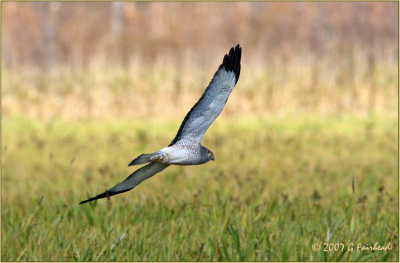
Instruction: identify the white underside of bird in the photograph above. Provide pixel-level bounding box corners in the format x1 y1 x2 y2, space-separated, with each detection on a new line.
131 139 212 166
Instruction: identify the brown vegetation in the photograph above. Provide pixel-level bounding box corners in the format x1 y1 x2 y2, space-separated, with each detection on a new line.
2 2 398 119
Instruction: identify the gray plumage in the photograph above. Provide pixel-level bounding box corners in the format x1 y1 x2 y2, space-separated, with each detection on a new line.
80 45 241 205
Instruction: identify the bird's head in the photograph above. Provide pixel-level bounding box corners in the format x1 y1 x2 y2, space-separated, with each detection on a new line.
208 150 215 162
200 146 215 163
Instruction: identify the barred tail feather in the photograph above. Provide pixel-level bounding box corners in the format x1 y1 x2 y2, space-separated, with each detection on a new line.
128 153 153 166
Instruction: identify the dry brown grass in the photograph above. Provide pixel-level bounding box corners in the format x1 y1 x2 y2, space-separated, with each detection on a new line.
2 54 397 121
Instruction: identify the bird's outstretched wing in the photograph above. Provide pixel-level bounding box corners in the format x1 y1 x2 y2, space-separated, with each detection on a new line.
169 45 241 146
79 163 169 204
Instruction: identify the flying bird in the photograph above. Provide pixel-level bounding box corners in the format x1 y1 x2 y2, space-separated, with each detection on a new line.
80 45 241 204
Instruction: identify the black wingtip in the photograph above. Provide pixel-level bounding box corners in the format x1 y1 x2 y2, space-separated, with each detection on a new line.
79 191 108 205
221 44 241 83
79 199 91 205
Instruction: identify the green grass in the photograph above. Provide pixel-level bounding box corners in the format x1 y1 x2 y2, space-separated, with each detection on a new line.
2 114 398 261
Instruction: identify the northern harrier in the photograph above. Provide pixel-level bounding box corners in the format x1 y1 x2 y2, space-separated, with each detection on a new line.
80 45 241 204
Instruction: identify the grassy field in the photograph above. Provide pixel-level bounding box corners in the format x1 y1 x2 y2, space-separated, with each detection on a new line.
2 113 398 261
2 3 398 260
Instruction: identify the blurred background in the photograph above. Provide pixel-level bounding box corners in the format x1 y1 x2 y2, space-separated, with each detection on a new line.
2 2 398 119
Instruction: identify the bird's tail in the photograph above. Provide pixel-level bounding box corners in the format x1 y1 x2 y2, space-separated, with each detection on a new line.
128 153 154 166
128 151 166 166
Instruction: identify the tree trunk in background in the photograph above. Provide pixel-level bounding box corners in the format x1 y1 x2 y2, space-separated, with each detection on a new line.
36 2 59 71
110 2 125 67
111 2 124 38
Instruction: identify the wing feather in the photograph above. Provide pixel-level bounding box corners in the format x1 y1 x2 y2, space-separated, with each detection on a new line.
169 44 241 145
79 163 169 204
